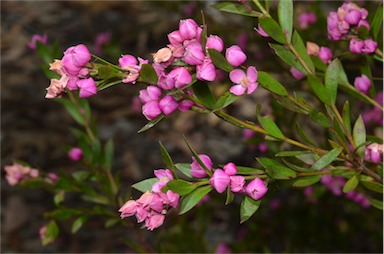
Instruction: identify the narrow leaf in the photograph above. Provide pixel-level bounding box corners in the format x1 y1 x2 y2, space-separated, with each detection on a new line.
240 197 261 223
131 178 158 193
193 82 216 109
167 179 197 196
278 0 293 42
183 136 212 176
159 141 175 172
258 71 288 96
361 180 383 193
236 166 265 175
353 115 366 159
370 6 383 41
283 159 317 172
257 157 297 179
54 191 65 206
42 220 59 246
137 64 158 85
292 175 322 187
269 43 306 74
342 101 351 135
368 198 383 210
71 216 88 234
259 17 287 44
212 2 262 17
214 92 239 110
138 115 164 133
103 139 114 170
179 185 213 215
309 109 331 128
225 185 235 205
208 48 233 72
60 98 84 125
307 75 332 106
105 218 120 228
275 150 312 157
292 31 315 73
324 59 339 105
175 163 193 178
342 174 359 193
311 147 343 170
256 105 284 139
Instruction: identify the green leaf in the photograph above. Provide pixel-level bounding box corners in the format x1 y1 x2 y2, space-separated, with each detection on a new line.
311 147 343 170
193 81 216 109
275 150 312 157
60 98 84 125
292 31 315 73
42 220 59 246
103 139 114 170
342 174 359 193
307 75 332 106
309 109 331 128
183 136 212 176
179 185 212 215
214 92 239 110
54 191 65 206
324 59 339 105
72 171 90 182
311 56 327 71
46 209 77 220
278 0 293 43
105 218 120 228
240 196 261 223
81 195 110 205
353 115 366 159
96 64 120 80
131 178 158 193
283 159 317 172
256 105 284 139
175 163 193 178
259 17 287 44
167 180 197 196
275 96 308 114
292 175 322 187
370 6 383 41
137 64 158 85
342 101 351 135
159 141 175 172
208 48 233 72
225 185 235 205
368 198 383 210
361 180 383 193
212 2 262 17
71 216 89 234
269 43 306 74
337 61 349 86
236 166 265 175
257 157 297 179
138 115 164 133
258 71 288 96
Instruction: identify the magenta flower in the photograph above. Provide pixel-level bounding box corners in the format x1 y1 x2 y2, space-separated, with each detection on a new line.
166 67 192 89
290 67 305 80
64 44 91 68
190 154 213 178
229 66 258 96
215 243 232 254
196 57 216 81
354 74 371 93
94 32 111 54
142 100 162 120
119 54 138 69
230 175 245 193
68 147 83 161
245 178 268 200
254 23 269 37
168 30 183 46
139 86 162 104
206 35 224 52
27 33 48 50
361 39 378 54
164 190 180 208
178 99 194 112
223 162 237 176
77 77 97 98
159 95 179 115
298 12 317 29
179 19 199 40
225 45 247 67
365 143 383 163
183 40 205 65
210 169 230 193
318 47 333 64
349 38 365 54
344 9 362 25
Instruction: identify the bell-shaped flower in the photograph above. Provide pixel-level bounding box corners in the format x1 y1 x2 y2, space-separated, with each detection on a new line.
206 35 224 52
178 99 194 112
190 154 213 178
245 178 268 200
45 79 65 98
344 9 362 25
165 190 180 208
196 57 216 81
179 19 199 40
145 213 165 231
183 40 205 65
77 77 97 98
229 66 258 96
354 74 371 93
223 162 237 176
230 175 245 193
159 95 179 115
68 147 83 161
226 45 247 67
166 67 192 89
142 100 162 120
119 200 138 218
61 54 82 75
149 193 165 213
135 206 150 223
209 169 230 193
168 30 183 46
119 54 138 69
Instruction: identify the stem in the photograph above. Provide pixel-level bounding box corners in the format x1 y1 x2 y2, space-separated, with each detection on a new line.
287 43 314 75
91 54 125 72
331 104 355 148
375 48 383 58
106 169 123 206
360 164 382 183
347 82 384 111
252 0 270 16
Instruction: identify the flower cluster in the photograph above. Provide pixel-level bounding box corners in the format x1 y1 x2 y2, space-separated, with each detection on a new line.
4 162 39 186
191 154 268 200
327 2 377 54
119 169 180 231
46 44 96 98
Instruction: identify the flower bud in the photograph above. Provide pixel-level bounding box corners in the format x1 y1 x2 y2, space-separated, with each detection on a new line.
344 9 362 25
306 41 320 56
142 100 162 120
61 54 82 75
71 44 91 67
290 67 305 80
191 154 213 178
230 175 245 193
119 200 138 218
245 178 268 200
179 19 199 40
196 57 216 81
349 38 364 54
354 74 371 93
318 47 333 64
166 67 192 89
358 19 370 30
225 45 246 67
168 30 183 46
183 41 205 65
27 34 48 50
77 77 97 98
254 23 269 37
145 213 165 231
178 99 194 112
153 47 173 63
165 190 180 208
159 95 178 115
206 35 224 52
119 54 138 69
209 169 230 193
362 39 377 54
68 147 83 161
139 86 162 104
223 162 237 176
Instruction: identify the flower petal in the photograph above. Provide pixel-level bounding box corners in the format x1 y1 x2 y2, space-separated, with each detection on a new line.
230 85 246 96
246 82 258 94
246 66 258 82
229 69 246 84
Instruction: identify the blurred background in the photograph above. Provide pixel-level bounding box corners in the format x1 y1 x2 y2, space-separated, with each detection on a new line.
1 1 382 253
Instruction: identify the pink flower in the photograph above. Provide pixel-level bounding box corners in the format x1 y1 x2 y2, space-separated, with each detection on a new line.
245 178 268 200
354 74 371 93
119 200 138 218
68 147 83 161
4 163 39 186
183 40 205 65
196 57 216 81
142 100 162 120
45 79 65 98
290 67 305 80
94 32 111 54
318 47 333 64
77 77 97 98
166 67 192 89
357 19 370 30
344 9 362 25
209 169 230 193
225 45 247 67
230 175 245 193
306 41 320 56
149 193 165 213
159 95 179 115
152 169 174 193
164 190 180 208
145 213 165 231
39 225 47 241
321 175 345 196
139 86 162 104
206 35 224 52
361 39 377 54
61 54 82 75
223 162 237 176
119 54 138 69
179 19 199 40
190 154 213 178
153 47 173 63
135 206 150 223
365 143 383 163
298 12 317 29
349 38 365 54
27 33 48 50
178 99 194 112
229 66 258 95
64 44 91 68
168 30 183 46
254 23 269 37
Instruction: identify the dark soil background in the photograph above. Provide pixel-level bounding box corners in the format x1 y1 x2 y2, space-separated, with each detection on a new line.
1 1 383 253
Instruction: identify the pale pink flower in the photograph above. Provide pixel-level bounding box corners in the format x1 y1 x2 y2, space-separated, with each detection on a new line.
119 200 138 218
306 41 320 56
229 66 258 95
145 213 165 231
153 47 173 63
45 79 65 98
226 45 247 67
4 163 39 186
